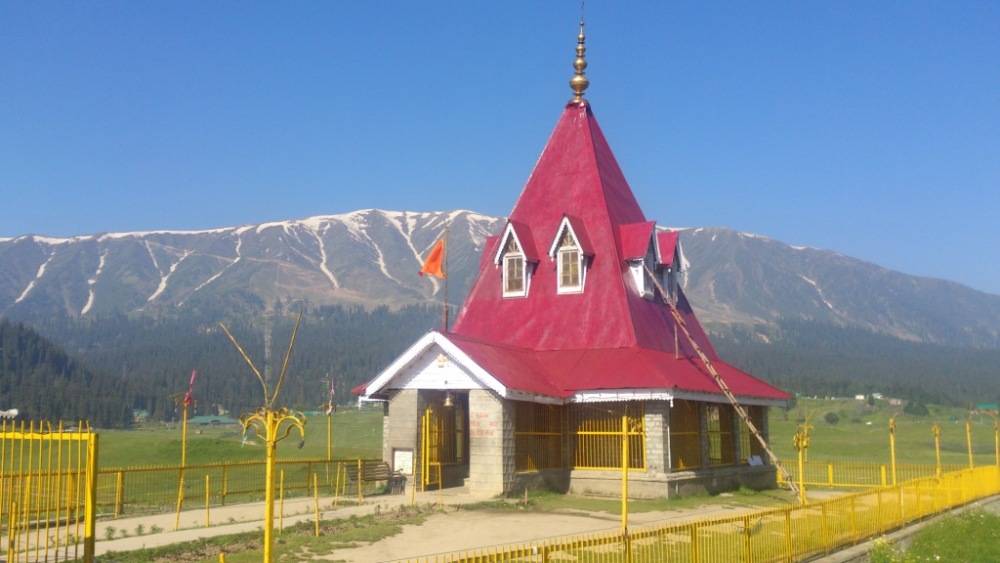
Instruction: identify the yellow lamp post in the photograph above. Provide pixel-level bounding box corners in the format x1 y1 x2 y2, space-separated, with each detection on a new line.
888 417 898 486
173 397 190 530
241 406 306 560
932 424 942 478
220 310 306 563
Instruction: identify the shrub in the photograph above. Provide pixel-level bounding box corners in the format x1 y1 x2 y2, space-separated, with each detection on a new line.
904 401 930 417
824 412 840 425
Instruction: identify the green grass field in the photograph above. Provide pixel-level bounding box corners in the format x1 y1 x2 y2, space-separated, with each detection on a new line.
870 508 1000 562
98 409 383 469
97 398 996 472
770 398 998 467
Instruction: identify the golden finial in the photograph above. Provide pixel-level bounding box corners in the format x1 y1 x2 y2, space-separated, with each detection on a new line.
569 18 589 104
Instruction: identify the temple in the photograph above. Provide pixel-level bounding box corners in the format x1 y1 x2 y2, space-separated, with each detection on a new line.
355 21 790 498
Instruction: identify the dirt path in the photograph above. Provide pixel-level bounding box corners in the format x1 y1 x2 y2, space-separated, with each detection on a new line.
96 488 846 561
330 499 826 563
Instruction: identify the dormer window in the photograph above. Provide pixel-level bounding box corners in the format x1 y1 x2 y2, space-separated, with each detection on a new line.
494 221 537 298
502 238 527 297
620 221 657 299
548 216 591 295
556 231 583 293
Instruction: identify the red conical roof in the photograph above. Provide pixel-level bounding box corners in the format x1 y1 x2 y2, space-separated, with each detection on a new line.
452 102 717 357
358 102 789 403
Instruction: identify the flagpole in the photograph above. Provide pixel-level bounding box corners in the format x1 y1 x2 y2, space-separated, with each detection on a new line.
442 226 449 333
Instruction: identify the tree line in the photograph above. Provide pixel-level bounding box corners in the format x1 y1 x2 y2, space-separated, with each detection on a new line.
3 308 997 428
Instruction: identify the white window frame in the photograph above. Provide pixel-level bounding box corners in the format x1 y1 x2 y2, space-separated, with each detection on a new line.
556 240 585 294
502 252 529 298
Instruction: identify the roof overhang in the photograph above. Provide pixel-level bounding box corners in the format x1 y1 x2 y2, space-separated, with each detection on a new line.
618 221 657 261
547 215 594 258
570 388 786 408
493 221 540 265
358 331 562 405
360 333 787 409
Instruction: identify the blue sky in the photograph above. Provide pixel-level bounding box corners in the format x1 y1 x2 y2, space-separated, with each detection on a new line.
1 2 998 293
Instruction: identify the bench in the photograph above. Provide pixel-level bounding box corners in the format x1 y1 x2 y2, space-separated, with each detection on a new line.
344 461 406 495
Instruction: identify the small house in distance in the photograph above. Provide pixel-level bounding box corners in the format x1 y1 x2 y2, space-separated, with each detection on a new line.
355 23 790 498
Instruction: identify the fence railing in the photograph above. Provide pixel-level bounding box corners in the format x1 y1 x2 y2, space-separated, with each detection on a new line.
0 421 98 563
778 460 967 489
95 458 386 517
405 465 1000 562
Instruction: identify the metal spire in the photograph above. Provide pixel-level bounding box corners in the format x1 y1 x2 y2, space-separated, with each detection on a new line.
569 15 589 105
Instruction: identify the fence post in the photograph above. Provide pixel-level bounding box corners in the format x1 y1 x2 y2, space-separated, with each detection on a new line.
742 514 752 561
876 488 883 533
849 496 858 539
357 459 363 502
8 502 17 562
994 420 999 468
966 419 975 469
889 418 898 486
827 463 833 486
313 473 320 537
783 509 793 562
933 425 942 479
114 470 125 518
278 469 285 534
204 474 211 528
880 465 887 487
221 465 228 506
690 522 699 563
83 433 98 563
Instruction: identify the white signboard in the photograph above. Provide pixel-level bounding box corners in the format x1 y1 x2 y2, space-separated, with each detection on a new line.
393 449 414 475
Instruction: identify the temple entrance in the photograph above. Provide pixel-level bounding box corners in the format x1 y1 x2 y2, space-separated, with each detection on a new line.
419 391 468 490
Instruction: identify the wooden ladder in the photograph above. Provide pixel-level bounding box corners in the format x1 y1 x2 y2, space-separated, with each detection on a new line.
644 264 799 496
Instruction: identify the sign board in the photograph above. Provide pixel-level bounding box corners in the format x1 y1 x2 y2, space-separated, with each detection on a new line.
393 448 414 475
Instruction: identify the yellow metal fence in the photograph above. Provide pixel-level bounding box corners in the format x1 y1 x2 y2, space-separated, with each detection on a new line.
96 458 386 517
408 465 1000 562
779 460 967 489
569 403 645 471
0 420 97 563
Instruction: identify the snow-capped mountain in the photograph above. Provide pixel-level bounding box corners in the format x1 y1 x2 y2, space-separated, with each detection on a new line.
2 209 999 348
0 209 502 317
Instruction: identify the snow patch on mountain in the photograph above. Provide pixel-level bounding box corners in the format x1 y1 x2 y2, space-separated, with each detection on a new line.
385 212 439 294
81 250 109 315
98 227 236 241
799 275 838 313
147 250 191 303
15 252 56 304
309 226 340 290
144 241 162 275
182 235 244 304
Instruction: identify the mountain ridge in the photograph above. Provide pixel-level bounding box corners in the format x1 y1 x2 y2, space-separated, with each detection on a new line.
2 208 999 349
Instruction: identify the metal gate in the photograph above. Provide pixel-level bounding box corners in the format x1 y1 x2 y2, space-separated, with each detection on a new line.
420 406 442 491
0 420 97 562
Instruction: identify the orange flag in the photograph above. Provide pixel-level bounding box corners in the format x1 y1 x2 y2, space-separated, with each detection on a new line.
419 238 447 279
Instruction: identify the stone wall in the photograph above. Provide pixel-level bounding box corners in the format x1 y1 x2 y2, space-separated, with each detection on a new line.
644 401 670 477
467 389 515 496
383 389 423 485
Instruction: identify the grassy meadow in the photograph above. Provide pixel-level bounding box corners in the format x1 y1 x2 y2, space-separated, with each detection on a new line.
97 409 383 469
93 397 998 471
770 397 998 467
